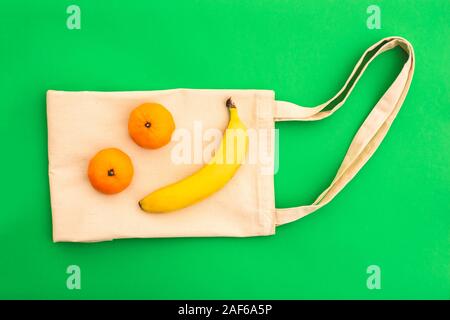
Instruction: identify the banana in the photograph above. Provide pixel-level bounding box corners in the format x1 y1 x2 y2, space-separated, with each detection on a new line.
139 98 248 213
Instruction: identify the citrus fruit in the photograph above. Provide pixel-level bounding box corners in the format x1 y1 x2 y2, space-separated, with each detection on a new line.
87 148 134 194
128 102 175 149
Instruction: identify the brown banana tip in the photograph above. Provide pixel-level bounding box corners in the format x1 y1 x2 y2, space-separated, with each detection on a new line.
138 201 143 210
226 97 236 108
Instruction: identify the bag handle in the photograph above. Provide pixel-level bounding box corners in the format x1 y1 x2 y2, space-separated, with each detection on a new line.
274 36 415 226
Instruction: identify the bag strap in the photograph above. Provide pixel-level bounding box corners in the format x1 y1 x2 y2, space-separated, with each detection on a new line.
274 36 415 226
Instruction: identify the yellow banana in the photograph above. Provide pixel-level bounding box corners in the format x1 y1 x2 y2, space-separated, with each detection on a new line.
139 98 248 213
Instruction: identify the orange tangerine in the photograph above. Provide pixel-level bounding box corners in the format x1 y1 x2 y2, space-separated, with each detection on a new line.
87 148 134 194
128 103 175 149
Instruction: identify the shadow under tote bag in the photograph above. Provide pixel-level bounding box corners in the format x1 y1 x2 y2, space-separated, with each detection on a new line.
47 37 415 242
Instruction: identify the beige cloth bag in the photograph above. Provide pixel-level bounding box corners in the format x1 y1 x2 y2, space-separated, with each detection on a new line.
47 37 415 242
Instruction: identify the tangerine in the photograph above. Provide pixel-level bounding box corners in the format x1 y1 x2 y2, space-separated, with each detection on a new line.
87 148 134 194
128 103 175 149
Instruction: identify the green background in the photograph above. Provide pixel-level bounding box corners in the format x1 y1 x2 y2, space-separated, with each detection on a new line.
0 0 448 299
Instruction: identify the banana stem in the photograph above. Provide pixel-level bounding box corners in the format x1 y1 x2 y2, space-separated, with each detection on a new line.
226 97 236 109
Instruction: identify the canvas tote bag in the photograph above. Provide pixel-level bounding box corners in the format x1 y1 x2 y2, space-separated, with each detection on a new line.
47 36 415 242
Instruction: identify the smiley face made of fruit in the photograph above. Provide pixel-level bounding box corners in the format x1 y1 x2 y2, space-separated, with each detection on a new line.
87 98 247 214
